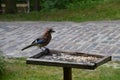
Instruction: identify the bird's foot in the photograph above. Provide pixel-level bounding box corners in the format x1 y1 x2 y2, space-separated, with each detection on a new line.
44 48 50 54
40 47 50 55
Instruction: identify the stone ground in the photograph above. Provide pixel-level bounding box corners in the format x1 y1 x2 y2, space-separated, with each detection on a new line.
0 21 120 61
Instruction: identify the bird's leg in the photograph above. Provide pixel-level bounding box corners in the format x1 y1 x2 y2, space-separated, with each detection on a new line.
43 47 47 49
43 47 50 54
43 47 49 51
39 47 44 52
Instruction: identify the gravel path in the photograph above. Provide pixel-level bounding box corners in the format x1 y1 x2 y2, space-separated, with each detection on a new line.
0 21 120 61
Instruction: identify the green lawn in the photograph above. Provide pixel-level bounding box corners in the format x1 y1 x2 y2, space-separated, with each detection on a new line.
0 58 120 80
0 0 120 22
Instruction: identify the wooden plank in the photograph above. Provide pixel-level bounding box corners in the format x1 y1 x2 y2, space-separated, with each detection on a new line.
49 49 104 58
27 58 96 69
2 4 28 7
26 49 111 70
30 49 104 58
30 51 50 58
95 56 111 67
17 4 28 7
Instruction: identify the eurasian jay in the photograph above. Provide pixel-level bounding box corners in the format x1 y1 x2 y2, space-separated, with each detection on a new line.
21 28 55 51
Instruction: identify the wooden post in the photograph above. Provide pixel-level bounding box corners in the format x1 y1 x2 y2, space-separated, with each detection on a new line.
63 67 72 80
0 0 2 13
27 0 30 13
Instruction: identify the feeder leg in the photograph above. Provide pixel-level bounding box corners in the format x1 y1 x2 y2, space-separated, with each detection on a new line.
63 67 72 80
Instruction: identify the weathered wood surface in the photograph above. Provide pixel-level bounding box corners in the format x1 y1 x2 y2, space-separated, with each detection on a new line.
26 49 111 70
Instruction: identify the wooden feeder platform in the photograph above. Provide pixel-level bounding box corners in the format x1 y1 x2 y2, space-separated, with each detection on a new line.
26 49 111 80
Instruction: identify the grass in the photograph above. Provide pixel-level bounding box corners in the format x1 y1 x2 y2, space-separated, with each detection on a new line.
0 51 5 74
0 58 120 80
0 0 120 22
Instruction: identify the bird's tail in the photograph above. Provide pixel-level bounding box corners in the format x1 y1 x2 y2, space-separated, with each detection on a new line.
21 44 34 51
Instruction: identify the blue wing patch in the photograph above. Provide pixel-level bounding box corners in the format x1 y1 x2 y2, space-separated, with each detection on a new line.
36 39 45 44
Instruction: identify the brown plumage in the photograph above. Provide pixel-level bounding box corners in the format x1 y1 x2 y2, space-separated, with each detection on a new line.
21 28 55 51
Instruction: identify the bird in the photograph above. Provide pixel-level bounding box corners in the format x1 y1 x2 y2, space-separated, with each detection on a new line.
21 28 55 51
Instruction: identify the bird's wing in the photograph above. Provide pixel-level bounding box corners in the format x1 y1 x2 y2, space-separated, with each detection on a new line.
22 38 46 51
37 39 46 44
32 38 46 44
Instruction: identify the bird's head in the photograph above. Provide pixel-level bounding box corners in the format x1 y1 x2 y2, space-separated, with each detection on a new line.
46 28 55 33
